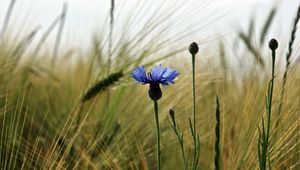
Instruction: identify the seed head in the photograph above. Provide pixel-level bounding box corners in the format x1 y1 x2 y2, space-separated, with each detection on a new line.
189 42 199 55
269 39 278 51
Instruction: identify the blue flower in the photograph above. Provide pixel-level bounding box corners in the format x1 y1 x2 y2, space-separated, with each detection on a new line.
131 65 179 86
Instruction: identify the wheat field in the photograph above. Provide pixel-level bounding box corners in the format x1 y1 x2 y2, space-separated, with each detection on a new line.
0 0 299 170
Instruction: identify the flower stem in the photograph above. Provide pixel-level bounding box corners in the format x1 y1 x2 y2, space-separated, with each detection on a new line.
192 53 199 169
169 109 188 170
153 100 161 170
258 39 277 170
267 49 275 142
192 54 196 136
215 96 221 170
188 42 200 169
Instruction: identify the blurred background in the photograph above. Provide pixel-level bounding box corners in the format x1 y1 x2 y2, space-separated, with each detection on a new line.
1 0 300 51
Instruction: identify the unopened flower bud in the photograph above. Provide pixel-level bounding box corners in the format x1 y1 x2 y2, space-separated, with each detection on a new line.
269 38 278 51
189 42 199 55
169 109 176 127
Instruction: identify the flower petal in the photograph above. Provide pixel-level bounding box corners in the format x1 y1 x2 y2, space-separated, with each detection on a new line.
162 67 179 85
131 66 148 84
131 65 179 86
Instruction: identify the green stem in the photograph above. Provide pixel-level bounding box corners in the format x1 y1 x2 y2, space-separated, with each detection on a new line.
169 109 187 169
192 54 196 135
261 49 276 170
153 100 161 170
215 96 220 170
192 54 198 169
266 50 275 147
173 126 187 169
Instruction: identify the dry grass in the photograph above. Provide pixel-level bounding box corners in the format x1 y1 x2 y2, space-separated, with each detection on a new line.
0 1 299 170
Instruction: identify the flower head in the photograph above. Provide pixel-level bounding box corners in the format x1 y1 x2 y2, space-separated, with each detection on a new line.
131 65 179 101
131 65 179 86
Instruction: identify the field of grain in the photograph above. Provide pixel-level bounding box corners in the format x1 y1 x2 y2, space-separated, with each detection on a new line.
0 0 299 169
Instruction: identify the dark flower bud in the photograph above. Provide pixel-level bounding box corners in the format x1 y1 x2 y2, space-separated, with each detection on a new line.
189 42 199 55
169 109 176 127
148 83 162 101
269 38 278 51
